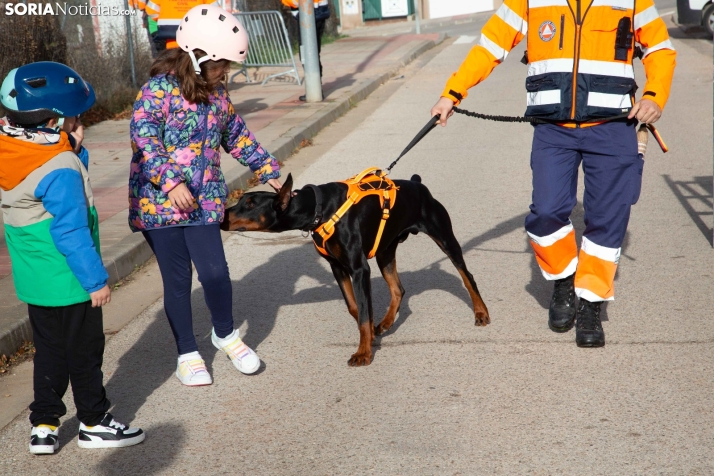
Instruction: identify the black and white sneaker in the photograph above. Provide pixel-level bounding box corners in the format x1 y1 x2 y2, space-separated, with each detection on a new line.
77 413 145 449
29 425 59 455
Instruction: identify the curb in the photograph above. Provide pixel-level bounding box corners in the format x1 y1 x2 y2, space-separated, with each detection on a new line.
0 34 443 359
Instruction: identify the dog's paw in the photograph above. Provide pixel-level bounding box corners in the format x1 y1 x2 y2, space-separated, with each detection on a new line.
474 311 490 326
374 320 393 336
348 352 373 366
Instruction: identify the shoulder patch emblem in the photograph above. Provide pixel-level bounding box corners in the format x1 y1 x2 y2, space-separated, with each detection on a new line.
538 21 556 42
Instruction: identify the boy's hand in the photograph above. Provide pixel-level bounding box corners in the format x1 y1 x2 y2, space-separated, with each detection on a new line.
90 285 111 307
430 97 455 127
62 116 84 153
266 178 282 191
168 183 195 210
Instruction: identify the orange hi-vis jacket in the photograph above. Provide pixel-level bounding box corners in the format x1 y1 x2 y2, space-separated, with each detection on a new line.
442 0 676 123
145 0 218 48
129 0 146 11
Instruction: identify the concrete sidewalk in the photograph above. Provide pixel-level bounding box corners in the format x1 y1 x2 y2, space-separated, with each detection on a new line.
0 31 444 358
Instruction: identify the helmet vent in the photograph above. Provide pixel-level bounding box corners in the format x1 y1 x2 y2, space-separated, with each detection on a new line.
185 16 189 21
25 78 47 88
179 26 182 30
201 8 207 14
239 51 245 54
219 14 225 21
232 26 239 33
8 89 17 98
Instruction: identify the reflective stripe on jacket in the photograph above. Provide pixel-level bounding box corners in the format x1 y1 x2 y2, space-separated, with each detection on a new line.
442 0 676 122
145 0 218 41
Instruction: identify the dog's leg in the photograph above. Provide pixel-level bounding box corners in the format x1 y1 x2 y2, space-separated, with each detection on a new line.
375 241 405 336
420 204 490 326
329 260 358 322
347 257 374 367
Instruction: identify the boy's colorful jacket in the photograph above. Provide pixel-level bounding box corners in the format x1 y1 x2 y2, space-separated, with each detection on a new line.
128 74 280 232
0 120 108 306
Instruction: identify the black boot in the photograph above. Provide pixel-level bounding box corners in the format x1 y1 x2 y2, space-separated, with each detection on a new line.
575 299 605 347
548 274 576 332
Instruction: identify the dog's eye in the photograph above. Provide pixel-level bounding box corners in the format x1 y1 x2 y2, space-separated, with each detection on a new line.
245 200 255 210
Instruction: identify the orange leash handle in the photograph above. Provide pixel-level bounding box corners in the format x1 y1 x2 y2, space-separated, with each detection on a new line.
646 124 668 153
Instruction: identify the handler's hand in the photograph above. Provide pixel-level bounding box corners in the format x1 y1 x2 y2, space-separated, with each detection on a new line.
628 98 661 124
168 183 195 210
90 285 111 307
266 178 282 192
430 97 455 127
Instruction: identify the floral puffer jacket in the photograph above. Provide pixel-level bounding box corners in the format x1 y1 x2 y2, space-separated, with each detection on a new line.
128 74 280 232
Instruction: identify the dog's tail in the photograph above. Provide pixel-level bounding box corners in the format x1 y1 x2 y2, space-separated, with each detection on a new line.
410 174 422 183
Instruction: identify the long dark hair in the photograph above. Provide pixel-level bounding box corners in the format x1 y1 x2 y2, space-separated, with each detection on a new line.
149 48 230 104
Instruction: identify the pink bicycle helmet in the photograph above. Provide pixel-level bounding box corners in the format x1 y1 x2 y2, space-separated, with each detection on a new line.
176 4 249 74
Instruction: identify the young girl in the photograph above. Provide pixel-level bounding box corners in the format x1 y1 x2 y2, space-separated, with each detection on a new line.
129 4 282 386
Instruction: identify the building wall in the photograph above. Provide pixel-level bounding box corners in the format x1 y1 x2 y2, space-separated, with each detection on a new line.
428 0 494 19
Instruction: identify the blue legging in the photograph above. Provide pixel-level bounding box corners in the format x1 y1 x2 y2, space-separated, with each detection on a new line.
143 225 233 355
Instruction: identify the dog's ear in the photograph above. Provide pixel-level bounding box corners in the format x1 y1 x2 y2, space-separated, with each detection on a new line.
274 173 293 213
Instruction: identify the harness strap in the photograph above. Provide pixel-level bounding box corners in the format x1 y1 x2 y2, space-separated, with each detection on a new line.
313 191 359 256
367 191 391 259
311 168 398 258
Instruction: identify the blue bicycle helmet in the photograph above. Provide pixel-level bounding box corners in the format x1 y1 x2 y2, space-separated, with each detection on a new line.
0 61 95 125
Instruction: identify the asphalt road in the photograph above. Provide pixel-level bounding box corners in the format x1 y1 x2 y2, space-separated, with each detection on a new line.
0 11 711 476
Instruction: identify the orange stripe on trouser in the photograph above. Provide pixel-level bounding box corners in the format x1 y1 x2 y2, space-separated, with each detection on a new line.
529 229 577 276
574 249 617 300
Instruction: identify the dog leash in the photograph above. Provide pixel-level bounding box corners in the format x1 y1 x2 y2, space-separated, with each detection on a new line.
384 107 668 173
385 114 440 173
452 107 668 153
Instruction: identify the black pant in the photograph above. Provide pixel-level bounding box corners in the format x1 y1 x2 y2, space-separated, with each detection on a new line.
296 17 326 78
142 225 234 355
29 302 110 427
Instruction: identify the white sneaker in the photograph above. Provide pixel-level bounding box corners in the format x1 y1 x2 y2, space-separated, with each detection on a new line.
29 425 59 455
77 413 145 449
176 352 213 386
212 329 261 375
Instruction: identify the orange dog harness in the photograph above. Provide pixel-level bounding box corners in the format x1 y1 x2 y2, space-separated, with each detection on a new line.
311 167 398 259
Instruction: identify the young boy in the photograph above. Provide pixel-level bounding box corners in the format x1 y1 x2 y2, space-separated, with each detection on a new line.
0 62 145 454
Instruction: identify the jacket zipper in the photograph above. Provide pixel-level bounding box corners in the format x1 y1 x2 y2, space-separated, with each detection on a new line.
198 103 209 225
570 0 581 121
559 14 565 50
570 0 594 123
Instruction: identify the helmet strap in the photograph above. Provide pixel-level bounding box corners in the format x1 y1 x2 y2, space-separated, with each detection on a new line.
188 50 211 75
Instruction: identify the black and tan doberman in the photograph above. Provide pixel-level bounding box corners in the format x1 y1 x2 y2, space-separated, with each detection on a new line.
221 173 489 366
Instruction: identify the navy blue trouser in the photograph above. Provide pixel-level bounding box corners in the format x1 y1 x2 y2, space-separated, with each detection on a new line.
525 121 643 301
143 225 234 354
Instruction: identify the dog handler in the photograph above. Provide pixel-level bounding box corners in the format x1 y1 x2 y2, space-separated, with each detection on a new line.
431 0 675 346
129 5 282 385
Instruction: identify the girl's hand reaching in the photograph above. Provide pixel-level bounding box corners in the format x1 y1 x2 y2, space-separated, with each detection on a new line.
168 183 195 210
267 178 282 192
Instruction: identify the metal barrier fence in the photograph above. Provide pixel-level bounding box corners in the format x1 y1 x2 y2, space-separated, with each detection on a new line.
230 11 301 86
